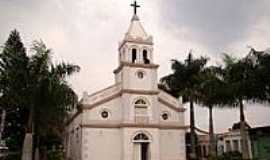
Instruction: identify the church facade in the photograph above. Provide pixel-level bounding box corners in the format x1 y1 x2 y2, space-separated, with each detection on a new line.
65 4 187 160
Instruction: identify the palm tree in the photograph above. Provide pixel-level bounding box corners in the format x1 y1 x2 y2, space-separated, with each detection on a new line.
161 52 208 160
21 41 80 160
248 48 270 102
222 53 257 160
0 31 80 160
197 66 229 159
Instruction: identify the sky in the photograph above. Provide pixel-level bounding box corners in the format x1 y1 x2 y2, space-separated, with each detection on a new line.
0 0 270 132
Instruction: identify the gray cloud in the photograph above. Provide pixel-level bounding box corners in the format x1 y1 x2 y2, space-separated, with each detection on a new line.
160 0 270 54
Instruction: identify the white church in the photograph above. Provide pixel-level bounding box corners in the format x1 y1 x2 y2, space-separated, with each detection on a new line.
65 1 187 160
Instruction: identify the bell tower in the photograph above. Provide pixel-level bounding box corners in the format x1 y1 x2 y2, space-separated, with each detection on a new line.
114 1 159 92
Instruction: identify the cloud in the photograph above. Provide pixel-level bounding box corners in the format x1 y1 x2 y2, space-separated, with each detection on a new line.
159 0 270 56
227 17 270 56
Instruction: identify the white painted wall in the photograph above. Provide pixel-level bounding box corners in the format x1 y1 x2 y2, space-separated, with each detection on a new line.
119 43 154 64
83 97 122 123
159 102 184 123
81 128 122 160
66 114 82 160
121 93 159 123
160 130 186 160
121 67 158 91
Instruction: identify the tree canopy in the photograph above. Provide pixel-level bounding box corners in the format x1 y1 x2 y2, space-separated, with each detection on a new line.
0 30 80 156
160 52 208 160
161 53 208 101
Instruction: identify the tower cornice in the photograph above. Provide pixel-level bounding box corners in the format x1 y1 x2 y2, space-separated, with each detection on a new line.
118 39 153 51
113 61 159 74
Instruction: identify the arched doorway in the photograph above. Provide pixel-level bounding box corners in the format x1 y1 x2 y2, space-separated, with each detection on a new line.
133 133 150 160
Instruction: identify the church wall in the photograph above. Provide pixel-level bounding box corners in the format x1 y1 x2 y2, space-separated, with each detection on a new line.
122 67 158 91
159 102 185 125
81 128 122 160
82 97 122 123
160 129 186 160
115 70 122 83
122 43 153 64
121 93 159 123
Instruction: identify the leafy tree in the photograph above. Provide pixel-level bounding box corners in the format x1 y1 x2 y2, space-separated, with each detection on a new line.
0 30 29 108
3 107 28 151
0 30 80 159
161 52 208 160
217 151 242 160
0 29 29 151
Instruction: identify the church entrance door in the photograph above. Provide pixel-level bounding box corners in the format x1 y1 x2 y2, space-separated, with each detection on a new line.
133 142 149 160
141 142 149 160
133 133 150 160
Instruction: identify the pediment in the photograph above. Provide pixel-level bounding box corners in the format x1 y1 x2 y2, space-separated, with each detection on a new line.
158 90 185 112
81 83 122 109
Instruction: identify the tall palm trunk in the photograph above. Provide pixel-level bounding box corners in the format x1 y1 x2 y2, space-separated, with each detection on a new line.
190 99 197 160
239 100 251 160
22 107 34 160
34 136 40 160
0 109 6 142
208 105 216 158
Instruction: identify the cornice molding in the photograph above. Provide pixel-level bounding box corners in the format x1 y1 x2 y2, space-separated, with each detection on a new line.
158 97 186 112
122 89 159 95
66 89 185 125
81 123 188 130
81 89 159 111
85 83 120 98
114 62 159 74
82 92 122 110
119 39 153 50
66 110 82 125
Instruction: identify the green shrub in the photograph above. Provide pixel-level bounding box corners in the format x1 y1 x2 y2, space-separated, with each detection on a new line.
47 150 64 160
217 151 242 160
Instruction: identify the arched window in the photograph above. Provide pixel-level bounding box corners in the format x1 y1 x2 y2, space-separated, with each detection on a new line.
135 99 147 105
143 50 147 57
134 99 148 123
143 50 150 64
132 49 137 63
134 133 149 141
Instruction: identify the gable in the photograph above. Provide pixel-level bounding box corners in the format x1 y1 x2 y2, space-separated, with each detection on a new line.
83 96 122 123
81 83 122 109
158 90 185 112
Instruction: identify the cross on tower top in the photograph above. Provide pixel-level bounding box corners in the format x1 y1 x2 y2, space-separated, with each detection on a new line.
130 0 140 15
